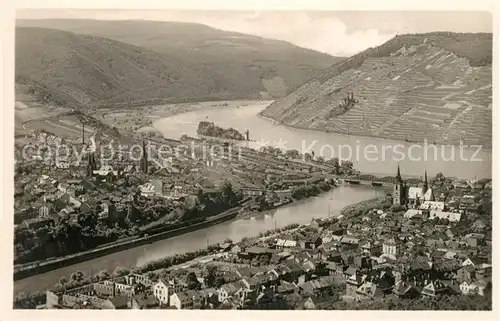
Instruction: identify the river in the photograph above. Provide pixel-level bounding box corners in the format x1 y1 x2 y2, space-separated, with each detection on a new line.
14 185 379 295
153 101 491 179
14 101 491 295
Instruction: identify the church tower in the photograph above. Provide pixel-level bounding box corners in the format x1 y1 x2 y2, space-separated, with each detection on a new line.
393 165 406 206
423 170 428 194
82 123 85 145
140 139 148 174
86 151 97 178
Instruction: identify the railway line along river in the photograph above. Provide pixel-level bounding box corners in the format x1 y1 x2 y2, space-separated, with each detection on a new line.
14 101 491 295
15 185 379 295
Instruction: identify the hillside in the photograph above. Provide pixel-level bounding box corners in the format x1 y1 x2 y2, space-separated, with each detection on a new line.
15 20 341 107
261 32 492 148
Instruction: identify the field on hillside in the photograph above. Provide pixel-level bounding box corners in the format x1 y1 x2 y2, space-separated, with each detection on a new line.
23 115 98 141
262 33 492 148
14 87 111 147
15 86 73 141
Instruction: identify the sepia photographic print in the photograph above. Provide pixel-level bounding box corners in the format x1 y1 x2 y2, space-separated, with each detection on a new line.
3 0 498 317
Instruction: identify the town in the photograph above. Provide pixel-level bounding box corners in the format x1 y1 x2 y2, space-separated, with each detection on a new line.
14 122 356 272
14 133 493 309
12 11 493 313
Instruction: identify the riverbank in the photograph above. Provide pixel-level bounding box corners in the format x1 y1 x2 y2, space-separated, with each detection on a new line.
14 202 247 280
14 184 380 296
13 177 331 280
14 220 305 308
15 190 378 307
15 192 384 308
97 100 272 135
257 110 493 151
152 101 491 179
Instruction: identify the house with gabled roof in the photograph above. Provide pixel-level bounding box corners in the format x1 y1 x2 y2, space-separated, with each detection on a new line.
356 281 384 300
276 239 297 249
169 290 204 309
360 240 382 257
109 296 129 309
298 275 336 296
340 236 360 249
299 235 322 250
420 201 445 211
343 266 358 280
129 294 160 309
38 203 53 218
457 265 476 283
218 281 243 303
345 272 365 297
421 280 449 297
393 281 420 299
429 210 461 223
381 238 402 260
153 278 185 305
461 256 484 267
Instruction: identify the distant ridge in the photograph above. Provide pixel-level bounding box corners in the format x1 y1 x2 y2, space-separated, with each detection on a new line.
262 32 492 148
15 20 343 108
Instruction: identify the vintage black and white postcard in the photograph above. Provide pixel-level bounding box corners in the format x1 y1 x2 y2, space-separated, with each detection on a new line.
1 0 498 320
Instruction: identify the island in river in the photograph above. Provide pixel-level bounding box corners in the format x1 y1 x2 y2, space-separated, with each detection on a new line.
197 121 248 140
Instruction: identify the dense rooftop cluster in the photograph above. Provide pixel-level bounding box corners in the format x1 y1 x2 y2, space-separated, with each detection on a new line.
14 131 349 266
29 170 492 310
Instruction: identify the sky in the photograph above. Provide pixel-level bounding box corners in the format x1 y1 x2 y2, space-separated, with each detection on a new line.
16 10 493 56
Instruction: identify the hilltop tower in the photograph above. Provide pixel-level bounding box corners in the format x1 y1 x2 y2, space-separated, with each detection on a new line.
393 165 407 206
140 139 148 174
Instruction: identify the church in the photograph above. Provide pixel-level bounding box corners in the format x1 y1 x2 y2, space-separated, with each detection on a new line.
392 165 434 207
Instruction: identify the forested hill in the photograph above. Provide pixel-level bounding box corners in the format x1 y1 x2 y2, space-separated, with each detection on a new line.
15 20 343 108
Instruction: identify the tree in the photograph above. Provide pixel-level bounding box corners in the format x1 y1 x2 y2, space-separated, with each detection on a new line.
435 172 446 182
214 275 225 288
219 182 236 204
96 269 110 281
131 225 141 235
70 270 84 283
14 243 24 256
390 204 403 212
113 266 130 277
381 202 392 210
341 160 354 171
186 271 201 290
203 264 218 287
285 149 300 159
325 157 340 174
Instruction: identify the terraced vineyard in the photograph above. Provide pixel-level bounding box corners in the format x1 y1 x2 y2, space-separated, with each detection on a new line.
262 33 492 148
